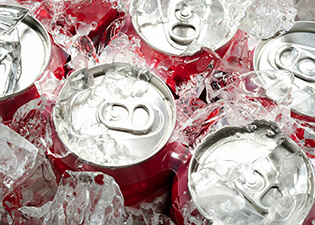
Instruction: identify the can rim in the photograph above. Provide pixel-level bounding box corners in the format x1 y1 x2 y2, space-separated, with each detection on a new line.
53 62 177 169
0 3 52 101
187 120 315 222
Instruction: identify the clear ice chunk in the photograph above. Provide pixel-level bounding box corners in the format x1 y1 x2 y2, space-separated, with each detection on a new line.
0 123 57 223
238 0 297 40
9 96 54 153
243 70 294 104
0 123 38 199
0 39 22 96
0 5 28 35
0 5 28 95
42 171 125 225
291 86 315 118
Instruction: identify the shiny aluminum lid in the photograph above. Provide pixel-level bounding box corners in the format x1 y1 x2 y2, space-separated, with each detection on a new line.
253 21 315 118
0 4 51 99
188 120 315 225
130 0 237 55
53 63 176 168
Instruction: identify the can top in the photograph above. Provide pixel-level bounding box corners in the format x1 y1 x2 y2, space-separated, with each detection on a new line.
253 21 315 117
53 63 176 168
0 4 51 100
188 120 315 224
130 0 236 55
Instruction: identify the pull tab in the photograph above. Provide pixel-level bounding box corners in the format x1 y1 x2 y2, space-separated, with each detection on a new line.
234 155 280 214
274 43 315 82
168 1 200 46
98 100 155 135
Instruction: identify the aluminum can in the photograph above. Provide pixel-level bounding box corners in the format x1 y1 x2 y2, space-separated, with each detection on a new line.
114 0 239 91
50 62 182 206
130 0 237 57
0 4 51 123
253 21 315 121
171 120 315 225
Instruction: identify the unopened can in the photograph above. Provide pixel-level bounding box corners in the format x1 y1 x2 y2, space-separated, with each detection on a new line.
114 0 239 92
171 120 315 225
130 0 236 56
253 21 315 121
50 62 182 206
0 4 51 123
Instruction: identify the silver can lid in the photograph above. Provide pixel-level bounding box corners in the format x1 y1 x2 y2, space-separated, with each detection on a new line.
0 4 51 100
188 120 315 225
130 0 236 55
53 63 176 168
253 21 315 117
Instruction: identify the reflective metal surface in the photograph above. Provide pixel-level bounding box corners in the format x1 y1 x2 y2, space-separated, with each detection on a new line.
0 4 51 100
253 21 315 117
188 120 315 224
130 0 236 55
53 63 176 168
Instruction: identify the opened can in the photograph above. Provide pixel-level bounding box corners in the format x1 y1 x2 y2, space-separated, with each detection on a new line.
0 4 51 123
50 62 181 206
253 21 315 121
171 120 315 225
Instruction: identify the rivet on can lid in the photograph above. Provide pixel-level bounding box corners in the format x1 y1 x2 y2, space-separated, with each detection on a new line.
188 120 315 224
53 63 176 168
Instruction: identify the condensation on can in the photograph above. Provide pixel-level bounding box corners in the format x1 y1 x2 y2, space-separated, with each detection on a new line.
51 62 177 205
0 4 51 123
172 120 315 225
130 0 237 56
253 21 315 119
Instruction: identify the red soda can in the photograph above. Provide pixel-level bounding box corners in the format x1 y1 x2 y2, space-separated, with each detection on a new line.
129 0 237 57
105 0 238 92
49 62 184 206
171 120 315 225
0 4 51 123
253 21 315 121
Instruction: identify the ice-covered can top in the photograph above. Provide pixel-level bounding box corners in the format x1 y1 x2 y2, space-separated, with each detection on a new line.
188 120 315 225
253 21 315 118
130 0 237 55
53 62 176 168
0 4 51 100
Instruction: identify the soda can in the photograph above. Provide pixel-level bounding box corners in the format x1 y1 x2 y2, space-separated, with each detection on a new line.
253 21 315 121
0 4 51 123
50 62 181 206
171 120 315 225
130 0 237 56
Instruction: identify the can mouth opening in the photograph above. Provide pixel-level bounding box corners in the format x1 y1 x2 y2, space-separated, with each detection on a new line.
53 62 176 169
170 23 197 45
188 120 315 224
